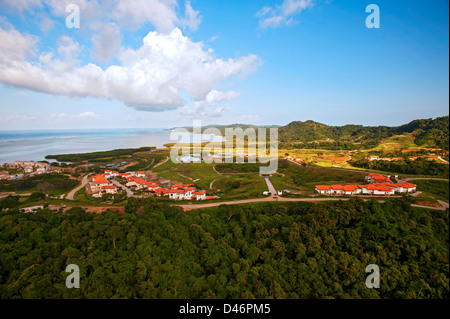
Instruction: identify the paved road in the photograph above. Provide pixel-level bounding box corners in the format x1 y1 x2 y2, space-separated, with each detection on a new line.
398 177 449 182
66 175 89 200
110 179 135 197
437 200 449 209
437 156 449 164
264 176 277 195
179 196 449 212
180 197 351 211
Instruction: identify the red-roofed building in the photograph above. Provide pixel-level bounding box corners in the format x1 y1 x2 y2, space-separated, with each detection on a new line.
101 185 118 194
136 171 146 178
93 174 109 187
192 190 206 200
365 173 392 184
388 182 417 193
314 173 417 196
315 185 333 195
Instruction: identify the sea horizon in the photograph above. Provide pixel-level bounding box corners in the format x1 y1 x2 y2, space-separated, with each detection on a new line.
0 127 223 165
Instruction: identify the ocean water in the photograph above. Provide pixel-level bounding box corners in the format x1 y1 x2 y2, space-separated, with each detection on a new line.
0 128 224 165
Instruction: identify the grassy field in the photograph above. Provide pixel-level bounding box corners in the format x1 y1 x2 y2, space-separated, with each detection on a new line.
273 159 368 191
125 150 167 171
0 173 79 196
152 160 220 191
212 174 268 200
411 179 449 202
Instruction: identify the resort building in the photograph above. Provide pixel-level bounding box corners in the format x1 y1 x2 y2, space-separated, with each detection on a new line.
315 174 417 196
365 173 392 184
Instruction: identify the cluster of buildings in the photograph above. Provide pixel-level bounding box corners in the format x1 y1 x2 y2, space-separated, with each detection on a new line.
87 170 216 200
1 161 51 180
315 173 417 196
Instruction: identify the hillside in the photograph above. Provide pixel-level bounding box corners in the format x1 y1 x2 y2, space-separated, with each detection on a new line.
171 123 280 136
278 116 449 150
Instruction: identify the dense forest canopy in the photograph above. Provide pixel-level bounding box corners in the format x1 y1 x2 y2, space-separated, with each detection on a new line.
0 199 448 299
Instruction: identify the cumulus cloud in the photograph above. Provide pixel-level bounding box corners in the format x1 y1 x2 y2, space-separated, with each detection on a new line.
0 26 260 112
257 0 314 29
0 0 259 117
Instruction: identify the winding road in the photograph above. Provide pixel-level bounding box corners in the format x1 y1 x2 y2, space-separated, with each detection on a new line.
65 175 89 200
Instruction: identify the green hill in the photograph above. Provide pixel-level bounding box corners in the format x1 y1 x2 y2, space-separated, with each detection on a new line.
279 116 449 150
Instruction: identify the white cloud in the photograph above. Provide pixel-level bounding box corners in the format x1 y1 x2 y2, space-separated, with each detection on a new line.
0 0 258 115
50 111 102 120
257 0 314 29
0 26 260 112
181 0 202 31
0 26 37 64
0 114 37 121
91 22 121 62
57 35 81 62
180 90 240 117
113 0 179 33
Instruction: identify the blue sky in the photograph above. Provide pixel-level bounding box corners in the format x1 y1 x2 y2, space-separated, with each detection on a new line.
0 0 448 130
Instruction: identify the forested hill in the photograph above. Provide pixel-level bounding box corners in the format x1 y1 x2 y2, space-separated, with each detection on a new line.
278 116 449 149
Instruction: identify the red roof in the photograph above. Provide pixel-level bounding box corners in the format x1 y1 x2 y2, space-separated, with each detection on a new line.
366 183 392 191
185 187 196 191
119 173 131 177
331 185 345 190
192 190 206 195
127 176 147 185
369 173 392 183
102 185 117 190
94 174 107 184
343 185 360 191
316 185 332 190
394 182 417 188
205 196 217 200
